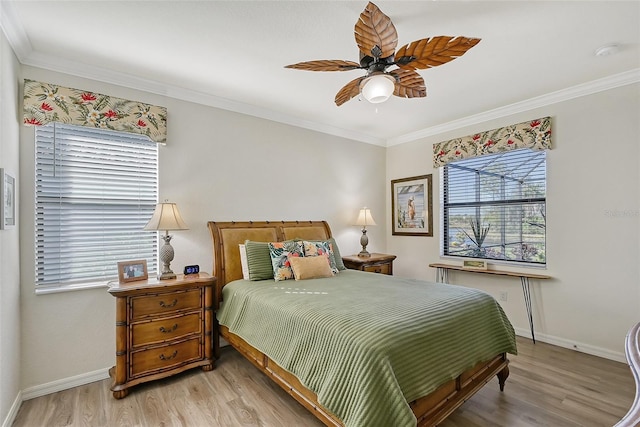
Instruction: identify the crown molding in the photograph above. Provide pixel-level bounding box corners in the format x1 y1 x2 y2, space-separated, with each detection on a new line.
2 1 636 148
387 68 640 146
0 1 384 146
0 0 31 61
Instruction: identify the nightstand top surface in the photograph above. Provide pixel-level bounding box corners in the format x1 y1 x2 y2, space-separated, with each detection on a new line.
108 272 215 295
342 253 397 264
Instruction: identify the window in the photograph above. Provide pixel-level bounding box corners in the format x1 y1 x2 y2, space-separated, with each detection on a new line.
35 122 158 289
442 148 546 265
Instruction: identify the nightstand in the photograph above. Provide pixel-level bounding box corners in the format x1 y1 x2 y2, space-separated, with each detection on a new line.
342 253 397 275
108 273 215 399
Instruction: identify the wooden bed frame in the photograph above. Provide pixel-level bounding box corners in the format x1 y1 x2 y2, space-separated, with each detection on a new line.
208 220 510 427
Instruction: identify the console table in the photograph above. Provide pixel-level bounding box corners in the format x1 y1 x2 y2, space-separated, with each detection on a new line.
429 263 551 343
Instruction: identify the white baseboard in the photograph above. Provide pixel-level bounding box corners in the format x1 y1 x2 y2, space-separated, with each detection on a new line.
2 390 22 427
21 367 110 401
2 332 625 426
514 327 626 363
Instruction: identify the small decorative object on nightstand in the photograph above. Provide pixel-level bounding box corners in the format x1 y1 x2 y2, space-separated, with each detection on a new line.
108 273 215 399
342 253 396 275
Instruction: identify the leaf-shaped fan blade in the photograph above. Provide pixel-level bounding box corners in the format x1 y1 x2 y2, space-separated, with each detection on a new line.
354 2 398 59
285 60 362 72
390 69 426 99
394 36 481 70
335 76 366 106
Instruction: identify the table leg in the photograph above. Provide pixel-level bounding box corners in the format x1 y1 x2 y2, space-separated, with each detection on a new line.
435 267 449 283
521 276 535 343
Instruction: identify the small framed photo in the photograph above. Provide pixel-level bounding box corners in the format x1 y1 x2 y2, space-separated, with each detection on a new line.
117 260 149 283
391 174 433 236
463 260 488 270
0 168 16 230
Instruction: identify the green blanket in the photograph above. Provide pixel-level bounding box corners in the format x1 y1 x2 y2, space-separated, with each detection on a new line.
217 270 517 427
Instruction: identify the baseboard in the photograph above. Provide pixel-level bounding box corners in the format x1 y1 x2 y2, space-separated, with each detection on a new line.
2 390 22 427
21 367 110 401
514 327 626 363
6 332 626 423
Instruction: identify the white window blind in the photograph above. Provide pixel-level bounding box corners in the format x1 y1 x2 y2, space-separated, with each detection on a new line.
35 122 158 288
442 148 546 264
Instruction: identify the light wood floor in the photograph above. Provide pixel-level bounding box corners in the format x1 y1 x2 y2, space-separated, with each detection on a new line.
13 337 635 427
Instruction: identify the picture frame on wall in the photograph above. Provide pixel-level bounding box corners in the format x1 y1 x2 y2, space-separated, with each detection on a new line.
0 168 16 230
117 259 149 283
391 174 433 236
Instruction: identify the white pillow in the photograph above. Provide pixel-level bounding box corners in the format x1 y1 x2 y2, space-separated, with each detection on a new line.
239 244 250 280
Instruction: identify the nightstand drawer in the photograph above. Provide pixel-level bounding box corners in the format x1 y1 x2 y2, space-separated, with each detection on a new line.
130 337 202 378
131 312 202 348
363 263 391 275
131 288 201 319
342 253 396 276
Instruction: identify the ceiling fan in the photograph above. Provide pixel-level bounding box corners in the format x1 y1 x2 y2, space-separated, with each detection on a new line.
285 2 481 106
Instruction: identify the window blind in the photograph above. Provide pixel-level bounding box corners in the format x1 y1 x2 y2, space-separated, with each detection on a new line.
443 148 546 264
35 122 158 287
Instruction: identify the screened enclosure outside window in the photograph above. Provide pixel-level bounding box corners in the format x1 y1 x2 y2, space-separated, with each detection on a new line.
35 122 158 288
442 148 546 265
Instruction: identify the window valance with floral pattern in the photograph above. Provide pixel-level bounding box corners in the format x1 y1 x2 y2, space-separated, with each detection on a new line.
433 117 551 168
23 79 167 143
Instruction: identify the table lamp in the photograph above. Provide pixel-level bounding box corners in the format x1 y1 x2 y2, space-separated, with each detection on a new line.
144 201 188 280
355 207 376 257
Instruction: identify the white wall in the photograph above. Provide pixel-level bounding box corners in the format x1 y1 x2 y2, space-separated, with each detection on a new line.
0 28 22 425
18 66 387 390
386 83 640 360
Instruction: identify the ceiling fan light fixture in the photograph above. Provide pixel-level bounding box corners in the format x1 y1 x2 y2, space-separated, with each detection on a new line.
360 74 395 104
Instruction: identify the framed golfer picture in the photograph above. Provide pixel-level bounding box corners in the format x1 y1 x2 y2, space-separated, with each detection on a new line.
391 174 433 236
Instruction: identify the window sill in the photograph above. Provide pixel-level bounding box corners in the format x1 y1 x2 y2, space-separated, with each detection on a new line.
35 280 112 295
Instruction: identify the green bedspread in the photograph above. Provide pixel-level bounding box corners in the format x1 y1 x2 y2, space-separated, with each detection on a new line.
217 270 517 427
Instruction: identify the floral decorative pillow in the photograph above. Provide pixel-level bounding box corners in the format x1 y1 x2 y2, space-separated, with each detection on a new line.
303 240 339 275
268 240 305 281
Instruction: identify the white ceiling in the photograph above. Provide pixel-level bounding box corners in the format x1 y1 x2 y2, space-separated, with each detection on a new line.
2 1 639 146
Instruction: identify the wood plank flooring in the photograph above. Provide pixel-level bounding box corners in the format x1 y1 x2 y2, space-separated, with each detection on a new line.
13 337 636 427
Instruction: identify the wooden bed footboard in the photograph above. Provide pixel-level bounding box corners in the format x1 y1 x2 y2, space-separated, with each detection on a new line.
220 324 509 427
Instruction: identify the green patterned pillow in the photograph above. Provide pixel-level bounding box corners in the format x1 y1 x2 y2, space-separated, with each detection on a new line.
303 240 339 275
268 240 305 281
301 237 345 271
244 240 274 280
327 237 346 271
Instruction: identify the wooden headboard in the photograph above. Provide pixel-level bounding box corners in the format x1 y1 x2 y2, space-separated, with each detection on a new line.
207 220 332 303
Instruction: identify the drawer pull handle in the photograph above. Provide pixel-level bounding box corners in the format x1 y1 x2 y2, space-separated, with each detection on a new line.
159 324 178 333
375 268 381 273
159 350 178 361
159 299 178 308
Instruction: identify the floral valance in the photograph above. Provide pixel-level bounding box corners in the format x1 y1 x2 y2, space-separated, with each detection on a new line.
23 79 167 143
433 117 551 168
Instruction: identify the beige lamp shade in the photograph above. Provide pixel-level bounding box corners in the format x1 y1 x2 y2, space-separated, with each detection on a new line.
144 202 189 231
355 208 377 228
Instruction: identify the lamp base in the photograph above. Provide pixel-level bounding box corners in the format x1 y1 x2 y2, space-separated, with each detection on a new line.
158 272 177 280
159 233 176 280
359 228 371 258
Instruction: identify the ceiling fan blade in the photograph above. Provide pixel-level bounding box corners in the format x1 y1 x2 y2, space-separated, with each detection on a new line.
394 36 481 70
354 2 398 59
390 69 426 99
285 60 362 72
335 76 366 106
